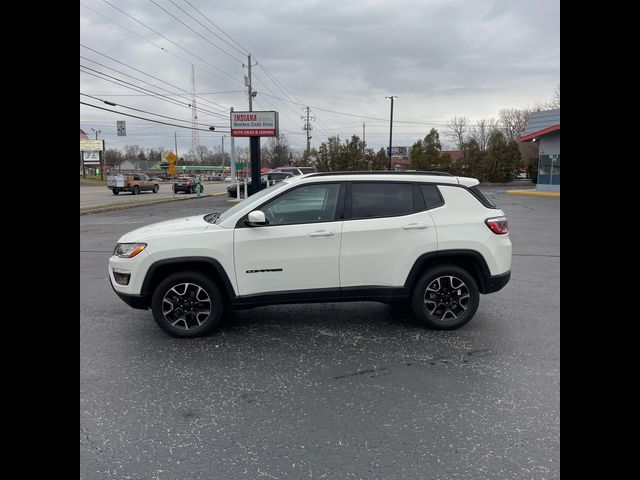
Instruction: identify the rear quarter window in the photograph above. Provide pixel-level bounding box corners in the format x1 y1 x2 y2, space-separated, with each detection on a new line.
419 184 445 209
468 186 497 208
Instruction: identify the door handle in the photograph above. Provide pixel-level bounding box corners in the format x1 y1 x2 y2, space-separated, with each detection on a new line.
402 223 428 230
309 230 335 237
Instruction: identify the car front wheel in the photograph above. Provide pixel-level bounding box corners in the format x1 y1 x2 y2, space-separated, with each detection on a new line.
152 184 159 193
411 264 479 330
151 271 224 338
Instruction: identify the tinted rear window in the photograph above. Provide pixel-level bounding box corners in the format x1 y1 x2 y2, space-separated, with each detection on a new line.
351 183 414 219
299 168 317 174
469 186 497 208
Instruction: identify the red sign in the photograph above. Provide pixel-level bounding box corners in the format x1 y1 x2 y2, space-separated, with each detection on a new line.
231 128 277 137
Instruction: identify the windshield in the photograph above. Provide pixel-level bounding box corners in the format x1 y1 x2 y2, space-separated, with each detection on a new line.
215 181 290 224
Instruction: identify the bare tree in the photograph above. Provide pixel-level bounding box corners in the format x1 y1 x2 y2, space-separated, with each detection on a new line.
470 118 499 151
499 109 530 141
446 117 468 152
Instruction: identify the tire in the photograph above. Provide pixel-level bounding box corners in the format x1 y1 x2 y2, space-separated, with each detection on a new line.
411 264 479 330
112 189 119 195
132 185 140 195
187 187 192 194
151 271 225 338
152 184 159 193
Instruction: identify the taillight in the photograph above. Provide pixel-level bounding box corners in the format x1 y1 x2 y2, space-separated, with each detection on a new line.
485 216 509 235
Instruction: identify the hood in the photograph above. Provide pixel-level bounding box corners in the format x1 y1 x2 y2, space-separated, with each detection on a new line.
118 215 215 242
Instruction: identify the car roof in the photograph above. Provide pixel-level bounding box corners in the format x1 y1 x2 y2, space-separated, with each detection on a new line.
296 171 478 187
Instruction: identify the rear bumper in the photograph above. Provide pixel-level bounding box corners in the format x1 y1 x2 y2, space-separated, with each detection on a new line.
483 271 511 294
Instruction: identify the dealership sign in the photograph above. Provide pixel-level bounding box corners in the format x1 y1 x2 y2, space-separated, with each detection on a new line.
230 111 279 137
80 139 105 151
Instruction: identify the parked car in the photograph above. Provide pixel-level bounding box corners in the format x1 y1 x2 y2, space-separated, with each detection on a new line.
107 173 159 195
270 166 317 176
173 176 203 194
227 172 294 197
109 171 512 338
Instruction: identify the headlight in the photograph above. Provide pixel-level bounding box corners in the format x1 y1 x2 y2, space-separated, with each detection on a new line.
113 243 147 258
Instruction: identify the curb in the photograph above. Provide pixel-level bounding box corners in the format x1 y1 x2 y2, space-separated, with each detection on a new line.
506 190 560 197
80 192 226 215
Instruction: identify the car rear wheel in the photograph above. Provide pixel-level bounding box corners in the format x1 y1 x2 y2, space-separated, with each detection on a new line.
132 185 139 195
112 189 119 195
411 264 479 330
152 184 159 193
151 271 224 338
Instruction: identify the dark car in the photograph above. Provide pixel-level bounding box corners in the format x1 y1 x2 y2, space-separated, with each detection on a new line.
173 176 203 194
227 172 293 197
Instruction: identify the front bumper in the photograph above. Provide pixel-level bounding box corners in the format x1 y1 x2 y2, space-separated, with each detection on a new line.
108 276 149 309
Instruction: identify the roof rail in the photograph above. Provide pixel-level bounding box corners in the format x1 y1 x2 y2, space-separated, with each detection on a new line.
306 170 453 177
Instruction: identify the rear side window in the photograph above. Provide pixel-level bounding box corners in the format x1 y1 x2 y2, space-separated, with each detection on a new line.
351 183 414 219
469 186 497 208
419 184 445 209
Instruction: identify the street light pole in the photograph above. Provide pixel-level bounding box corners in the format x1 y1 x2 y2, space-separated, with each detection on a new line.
385 96 397 171
91 128 103 180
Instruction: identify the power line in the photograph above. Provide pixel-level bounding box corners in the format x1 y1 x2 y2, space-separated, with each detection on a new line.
81 2 245 90
81 101 229 132
167 0 247 57
182 0 250 55
148 0 245 63
80 92 227 127
80 45 230 113
98 0 243 86
80 65 228 119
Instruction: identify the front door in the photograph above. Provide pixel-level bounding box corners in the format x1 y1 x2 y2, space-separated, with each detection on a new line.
234 182 344 296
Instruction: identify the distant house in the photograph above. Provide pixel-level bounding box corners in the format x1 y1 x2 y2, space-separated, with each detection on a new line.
520 109 560 192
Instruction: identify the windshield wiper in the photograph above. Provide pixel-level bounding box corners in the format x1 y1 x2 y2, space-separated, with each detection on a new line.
203 212 220 223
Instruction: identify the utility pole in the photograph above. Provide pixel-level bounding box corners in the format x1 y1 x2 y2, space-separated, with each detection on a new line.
362 122 366 152
245 54 261 194
246 54 253 112
302 106 314 156
385 96 397 170
221 135 226 174
174 131 178 157
191 65 200 157
230 107 236 181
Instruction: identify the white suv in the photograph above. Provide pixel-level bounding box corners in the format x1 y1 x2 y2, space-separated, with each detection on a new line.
109 172 511 338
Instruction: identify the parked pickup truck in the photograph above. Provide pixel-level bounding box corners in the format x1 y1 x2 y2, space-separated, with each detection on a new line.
107 174 160 195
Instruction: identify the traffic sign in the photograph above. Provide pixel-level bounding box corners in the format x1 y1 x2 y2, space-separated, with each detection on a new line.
168 164 176 175
117 121 126 136
166 152 177 164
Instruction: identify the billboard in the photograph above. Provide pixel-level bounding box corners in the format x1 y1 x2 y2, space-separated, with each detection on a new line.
390 146 408 157
80 139 105 151
230 111 279 137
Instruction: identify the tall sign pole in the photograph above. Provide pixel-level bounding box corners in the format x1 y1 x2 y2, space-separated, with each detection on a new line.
247 54 261 194
385 96 397 170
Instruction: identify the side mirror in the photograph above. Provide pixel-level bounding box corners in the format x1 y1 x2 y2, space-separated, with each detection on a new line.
246 210 267 226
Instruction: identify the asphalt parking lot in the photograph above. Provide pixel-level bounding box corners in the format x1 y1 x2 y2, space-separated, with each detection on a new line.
80 187 559 479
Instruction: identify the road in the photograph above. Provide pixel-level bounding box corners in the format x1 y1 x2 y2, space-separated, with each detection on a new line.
80 181 231 208
80 188 559 479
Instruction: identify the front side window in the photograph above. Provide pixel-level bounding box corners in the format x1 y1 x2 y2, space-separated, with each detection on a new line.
261 183 341 225
351 183 414 219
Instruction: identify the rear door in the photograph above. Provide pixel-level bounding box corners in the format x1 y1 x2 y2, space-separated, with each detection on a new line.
339 182 439 288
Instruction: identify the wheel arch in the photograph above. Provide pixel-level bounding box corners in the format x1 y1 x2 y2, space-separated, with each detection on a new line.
141 257 236 307
404 250 492 294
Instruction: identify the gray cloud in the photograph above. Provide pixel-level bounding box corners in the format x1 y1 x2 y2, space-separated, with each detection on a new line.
81 0 559 152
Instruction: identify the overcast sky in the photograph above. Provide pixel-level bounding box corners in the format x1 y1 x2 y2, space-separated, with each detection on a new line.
80 0 559 154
